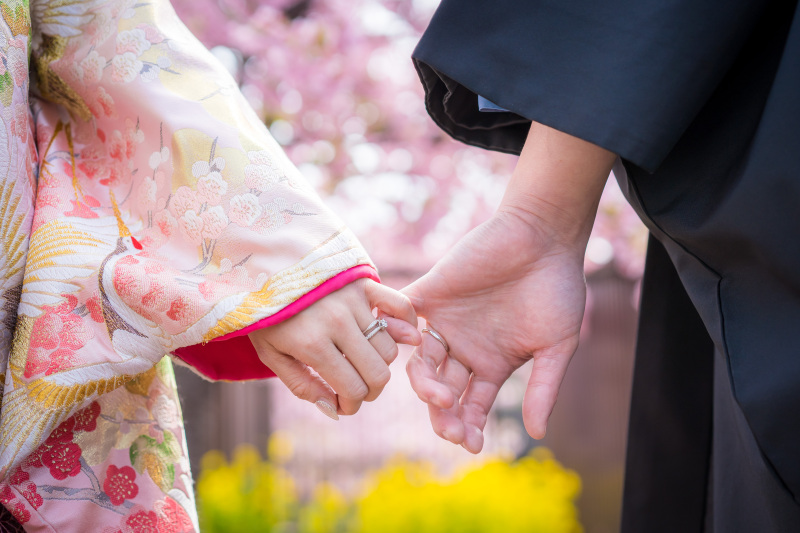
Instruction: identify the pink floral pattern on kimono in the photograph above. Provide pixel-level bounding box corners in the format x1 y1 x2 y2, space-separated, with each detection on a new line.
0 0 378 530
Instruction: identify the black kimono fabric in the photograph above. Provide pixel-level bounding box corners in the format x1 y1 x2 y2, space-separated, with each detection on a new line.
413 0 800 531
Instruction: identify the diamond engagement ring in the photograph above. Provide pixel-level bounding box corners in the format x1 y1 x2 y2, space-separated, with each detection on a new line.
422 326 449 353
363 318 388 340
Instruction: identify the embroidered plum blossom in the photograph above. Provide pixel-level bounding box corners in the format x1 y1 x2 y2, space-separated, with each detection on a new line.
140 280 168 313
150 394 179 429
80 50 107 84
25 297 94 377
64 198 100 218
122 506 159 533
136 23 164 44
21 482 42 509
30 417 81 479
10 501 30 524
244 150 285 192
47 418 76 444
0 486 14 505
73 401 101 432
154 497 194 532
60 310 95 350
112 53 143 83
41 441 82 480
104 465 139 506
229 193 262 227
9 103 29 142
114 256 152 302
169 186 199 218
140 63 161 83
253 197 304 234
247 150 275 166
88 86 115 117
116 28 151 56
148 146 170 170
198 262 268 301
179 210 204 244
191 157 225 179
153 210 177 237
86 296 105 323
201 205 228 240
166 297 190 323
139 177 158 211
156 55 171 69
8 468 28 486
108 123 142 163
7 41 27 87
196 171 227 206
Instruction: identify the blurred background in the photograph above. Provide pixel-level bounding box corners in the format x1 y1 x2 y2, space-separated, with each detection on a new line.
170 0 649 531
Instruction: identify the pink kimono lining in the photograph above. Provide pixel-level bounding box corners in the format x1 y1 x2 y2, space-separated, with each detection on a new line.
172 265 380 380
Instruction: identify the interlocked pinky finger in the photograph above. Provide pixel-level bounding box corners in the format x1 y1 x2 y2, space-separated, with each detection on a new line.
428 403 466 445
458 377 501 454
407 343 454 409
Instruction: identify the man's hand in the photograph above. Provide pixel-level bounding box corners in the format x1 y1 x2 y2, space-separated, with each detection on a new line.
405 121 616 452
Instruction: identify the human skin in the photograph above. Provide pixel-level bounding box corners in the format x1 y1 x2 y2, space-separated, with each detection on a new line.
404 121 616 452
249 278 421 418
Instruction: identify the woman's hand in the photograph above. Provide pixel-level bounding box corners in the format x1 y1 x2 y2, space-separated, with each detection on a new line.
249 278 421 418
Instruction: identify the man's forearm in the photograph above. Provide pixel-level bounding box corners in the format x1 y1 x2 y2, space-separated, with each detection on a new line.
499 121 617 250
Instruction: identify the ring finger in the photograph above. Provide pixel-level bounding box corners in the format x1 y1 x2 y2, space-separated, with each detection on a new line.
333 315 394 402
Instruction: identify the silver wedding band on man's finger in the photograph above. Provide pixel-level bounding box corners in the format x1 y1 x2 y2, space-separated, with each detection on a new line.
362 318 388 340
422 325 449 353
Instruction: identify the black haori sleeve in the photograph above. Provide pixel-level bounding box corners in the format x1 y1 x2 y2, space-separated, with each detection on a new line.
412 0 768 172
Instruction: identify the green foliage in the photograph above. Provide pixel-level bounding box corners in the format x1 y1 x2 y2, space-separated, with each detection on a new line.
196 436 582 533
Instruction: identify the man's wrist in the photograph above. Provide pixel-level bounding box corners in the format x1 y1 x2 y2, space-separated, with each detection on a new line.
500 121 616 250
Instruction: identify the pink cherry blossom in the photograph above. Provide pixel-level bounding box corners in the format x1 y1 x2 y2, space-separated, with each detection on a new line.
171 0 647 277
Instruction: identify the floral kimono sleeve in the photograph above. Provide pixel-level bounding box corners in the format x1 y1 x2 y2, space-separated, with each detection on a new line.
0 0 377 530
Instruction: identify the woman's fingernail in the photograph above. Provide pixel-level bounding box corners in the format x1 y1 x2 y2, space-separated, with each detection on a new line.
315 399 339 421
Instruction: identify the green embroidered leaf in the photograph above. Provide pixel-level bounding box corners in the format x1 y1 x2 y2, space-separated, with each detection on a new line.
129 434 157 471
129 431 182 493
156 430 182 460
155 356 177 390
0 72 13 108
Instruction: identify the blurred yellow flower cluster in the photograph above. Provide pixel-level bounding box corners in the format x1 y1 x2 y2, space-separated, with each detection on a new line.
196 433 582 533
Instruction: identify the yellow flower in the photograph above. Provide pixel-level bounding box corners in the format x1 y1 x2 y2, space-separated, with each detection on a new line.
196 445 582 533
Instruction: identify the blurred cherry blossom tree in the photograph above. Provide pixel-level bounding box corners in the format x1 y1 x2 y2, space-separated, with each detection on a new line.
172 0 646 277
